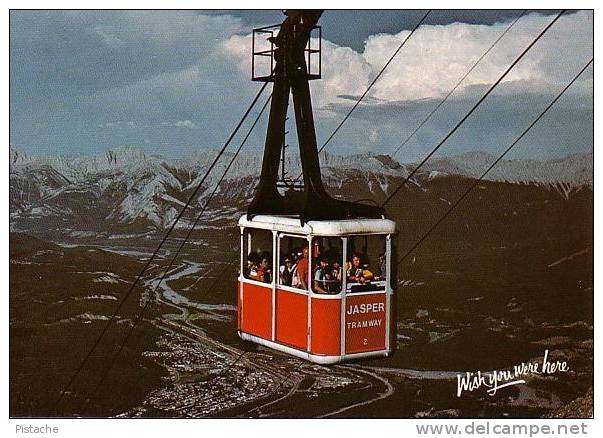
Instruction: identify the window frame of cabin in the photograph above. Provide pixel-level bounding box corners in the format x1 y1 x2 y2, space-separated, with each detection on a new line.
241 227 275 287
276 232 310 294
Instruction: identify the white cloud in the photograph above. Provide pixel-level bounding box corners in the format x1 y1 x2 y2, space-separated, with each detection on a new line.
174 120 197 129
223 11 592 108
362 11 592 102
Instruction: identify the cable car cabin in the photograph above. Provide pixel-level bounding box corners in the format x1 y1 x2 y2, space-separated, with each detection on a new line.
237 214 397 364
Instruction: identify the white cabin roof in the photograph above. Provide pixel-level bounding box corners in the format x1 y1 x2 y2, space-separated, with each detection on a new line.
238 214 396 236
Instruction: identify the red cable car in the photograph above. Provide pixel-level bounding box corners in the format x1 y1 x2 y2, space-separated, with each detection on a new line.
238 216 397 364
237 10 397 364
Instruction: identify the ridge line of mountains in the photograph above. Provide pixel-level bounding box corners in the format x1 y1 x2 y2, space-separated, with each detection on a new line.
9 146 593 232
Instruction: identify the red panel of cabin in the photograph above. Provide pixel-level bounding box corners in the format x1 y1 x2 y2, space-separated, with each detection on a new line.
275 289 308 350
240 282 272 340
345 293 386 354
237 282 242 330
310 297 341 356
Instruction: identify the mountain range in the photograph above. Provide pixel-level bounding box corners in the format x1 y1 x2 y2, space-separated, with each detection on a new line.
9 146 593 235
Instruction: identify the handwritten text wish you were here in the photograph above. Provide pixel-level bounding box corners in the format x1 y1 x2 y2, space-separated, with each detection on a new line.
457 350 569 397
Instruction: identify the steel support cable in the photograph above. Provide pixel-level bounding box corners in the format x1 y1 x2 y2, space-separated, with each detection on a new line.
52 81 269 414
390 10 527 158
381 10 565 208
292 10 431 181
395 58 592 267
79 94 274 415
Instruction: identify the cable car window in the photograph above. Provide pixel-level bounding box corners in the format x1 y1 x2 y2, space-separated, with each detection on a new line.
243 228 273 284
311 237 343 295
278 235 309 291
346 235 387 293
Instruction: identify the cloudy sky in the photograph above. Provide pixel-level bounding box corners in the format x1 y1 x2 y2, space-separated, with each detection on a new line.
10 9 593 162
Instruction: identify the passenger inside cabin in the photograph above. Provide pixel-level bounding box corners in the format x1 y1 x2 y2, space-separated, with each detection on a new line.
246 251 260 279
295 246 309 290
281 248 300 287
347 253 375 284
313 256 330 294
279 256 295 286
331 260 343 288
313 256 343 294
347 253 367 283
256 251 272 283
